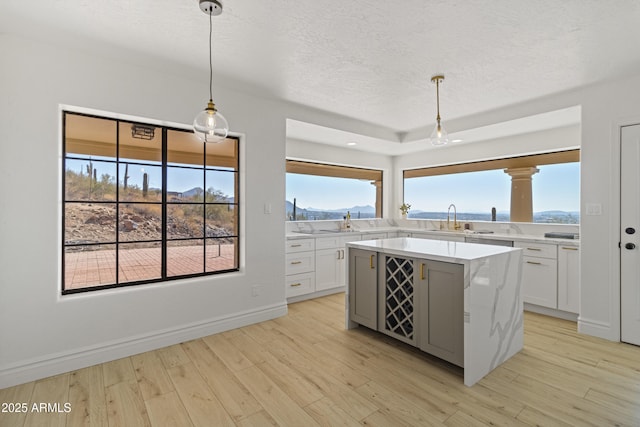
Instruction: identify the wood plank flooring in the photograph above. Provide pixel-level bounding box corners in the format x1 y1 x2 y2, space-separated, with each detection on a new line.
1 293 639 426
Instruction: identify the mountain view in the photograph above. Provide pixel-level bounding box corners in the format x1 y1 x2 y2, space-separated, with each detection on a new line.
286 201 376 220
286 200 579 224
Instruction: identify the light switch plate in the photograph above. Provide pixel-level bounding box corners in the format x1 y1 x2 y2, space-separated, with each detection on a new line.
264 203 272 214
586 203 602 215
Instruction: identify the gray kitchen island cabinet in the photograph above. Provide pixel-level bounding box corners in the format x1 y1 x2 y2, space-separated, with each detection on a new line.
349 252 464 367
348 248 378 329
346 237 523 386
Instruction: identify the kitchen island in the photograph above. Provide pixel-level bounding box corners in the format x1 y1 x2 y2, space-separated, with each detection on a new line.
346 237 523 386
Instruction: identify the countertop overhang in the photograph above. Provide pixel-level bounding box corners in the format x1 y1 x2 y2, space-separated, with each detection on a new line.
347 237 521 264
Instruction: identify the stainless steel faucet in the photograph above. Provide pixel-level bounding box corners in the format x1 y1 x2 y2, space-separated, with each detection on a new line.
447 204 460 230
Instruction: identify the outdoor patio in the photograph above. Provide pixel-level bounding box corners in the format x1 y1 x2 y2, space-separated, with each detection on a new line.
64 243 236 289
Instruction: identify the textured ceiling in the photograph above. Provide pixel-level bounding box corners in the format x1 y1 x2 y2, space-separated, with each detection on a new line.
2 1 640 142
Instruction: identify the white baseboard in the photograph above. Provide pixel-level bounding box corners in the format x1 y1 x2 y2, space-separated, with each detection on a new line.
286 286 344 304
577 316 618 341
0 302 287 389
523 303 578 322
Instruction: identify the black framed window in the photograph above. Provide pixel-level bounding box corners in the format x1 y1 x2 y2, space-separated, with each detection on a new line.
62 111 239 294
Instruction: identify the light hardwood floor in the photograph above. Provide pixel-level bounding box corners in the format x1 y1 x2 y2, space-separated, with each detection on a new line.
1 292 639 426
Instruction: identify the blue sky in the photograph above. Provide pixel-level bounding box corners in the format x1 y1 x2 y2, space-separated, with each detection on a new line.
66 159 236 197
287 162 580 213
286 174 377 210
69 158 579 213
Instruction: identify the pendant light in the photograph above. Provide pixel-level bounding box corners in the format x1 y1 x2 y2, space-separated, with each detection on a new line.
428 74 449 146
193 0 229 143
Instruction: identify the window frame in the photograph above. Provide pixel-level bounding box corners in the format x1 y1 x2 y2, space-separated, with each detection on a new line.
61 110 240 294
286 160 383 219
402 149 580 223
403 150 579 178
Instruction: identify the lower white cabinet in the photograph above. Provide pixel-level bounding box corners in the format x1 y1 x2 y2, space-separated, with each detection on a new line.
520 256 558 308
515 241 579 314
516 242 558 309
286 272 315 298
285 238 315 298
558 245 580 313
315 248 344 291
314 235 361 294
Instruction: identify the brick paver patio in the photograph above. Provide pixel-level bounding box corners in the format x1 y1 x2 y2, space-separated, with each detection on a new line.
64 244 236 289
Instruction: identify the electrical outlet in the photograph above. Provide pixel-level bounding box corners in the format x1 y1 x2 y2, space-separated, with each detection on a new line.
251 285 262 297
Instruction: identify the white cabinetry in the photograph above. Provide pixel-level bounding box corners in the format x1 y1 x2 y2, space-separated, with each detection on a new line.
515 242 558 309
285 238 315 298
514 241 580 315
315 235 361 292
558 245 580 313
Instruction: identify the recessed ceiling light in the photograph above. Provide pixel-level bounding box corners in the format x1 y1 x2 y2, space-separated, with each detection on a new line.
451 139 463 143
347 141 357 146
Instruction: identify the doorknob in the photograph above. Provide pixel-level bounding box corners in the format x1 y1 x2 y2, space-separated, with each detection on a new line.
625 242 636 250
626 227 636 235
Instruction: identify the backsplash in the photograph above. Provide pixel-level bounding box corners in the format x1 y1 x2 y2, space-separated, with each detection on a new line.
286 218 579 237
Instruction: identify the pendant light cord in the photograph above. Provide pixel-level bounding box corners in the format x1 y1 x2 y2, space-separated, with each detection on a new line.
208 9 213 102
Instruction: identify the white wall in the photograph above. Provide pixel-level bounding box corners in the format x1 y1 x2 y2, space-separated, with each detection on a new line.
286 138 394 217
0 34 293 388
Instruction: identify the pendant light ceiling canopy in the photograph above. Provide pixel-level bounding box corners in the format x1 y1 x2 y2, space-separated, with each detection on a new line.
428 74 449 146
193 0 229 143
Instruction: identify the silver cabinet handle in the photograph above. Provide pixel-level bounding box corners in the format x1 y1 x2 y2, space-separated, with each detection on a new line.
291 261 302 265
526 261 542 265
561 246 578 251
290 244 302 248
291 282 302 287
526 248 542 251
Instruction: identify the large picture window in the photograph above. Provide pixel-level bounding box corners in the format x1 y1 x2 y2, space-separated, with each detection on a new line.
403 150 579 224
286 160 383 220
62 111 239 294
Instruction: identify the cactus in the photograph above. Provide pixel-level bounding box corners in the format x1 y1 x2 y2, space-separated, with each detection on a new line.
124 163 130 190
142 172 148 198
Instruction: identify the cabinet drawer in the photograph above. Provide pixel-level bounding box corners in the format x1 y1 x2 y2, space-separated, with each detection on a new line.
514 241 557 259
286 238 315 253
286 252 315 275
286 272 315 298
316 236 341 250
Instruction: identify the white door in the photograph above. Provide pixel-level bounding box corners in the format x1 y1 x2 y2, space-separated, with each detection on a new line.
621 123 640 345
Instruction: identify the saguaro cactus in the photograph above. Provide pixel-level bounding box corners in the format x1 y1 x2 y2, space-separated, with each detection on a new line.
124 163 130 190
142 172 149 198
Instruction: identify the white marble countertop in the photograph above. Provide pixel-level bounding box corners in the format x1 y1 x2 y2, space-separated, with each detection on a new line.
287 227 579 246
347 237 520 264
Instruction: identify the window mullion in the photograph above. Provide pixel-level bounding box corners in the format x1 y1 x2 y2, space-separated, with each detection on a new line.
161 127 168 279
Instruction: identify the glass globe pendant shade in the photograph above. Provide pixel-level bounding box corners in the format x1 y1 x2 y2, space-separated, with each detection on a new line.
429 119 449 146
193 100 228 143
